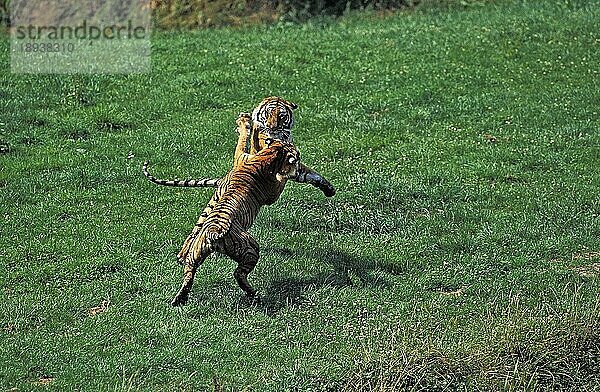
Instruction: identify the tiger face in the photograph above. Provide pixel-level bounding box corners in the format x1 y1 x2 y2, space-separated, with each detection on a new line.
251 96 298 151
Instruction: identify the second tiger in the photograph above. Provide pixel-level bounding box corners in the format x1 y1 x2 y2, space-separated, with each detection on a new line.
171 114 300 305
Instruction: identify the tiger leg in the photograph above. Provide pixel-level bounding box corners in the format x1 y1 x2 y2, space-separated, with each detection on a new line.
224 232 259 297
177 192 222 263
171 236 212 306
177 215 208 263
233 112 252 164
295 162 336 197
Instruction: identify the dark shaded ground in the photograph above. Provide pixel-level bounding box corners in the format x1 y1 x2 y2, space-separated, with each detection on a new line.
242 247 405 316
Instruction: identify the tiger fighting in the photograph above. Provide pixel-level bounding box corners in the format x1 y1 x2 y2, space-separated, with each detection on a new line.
143 97 335 305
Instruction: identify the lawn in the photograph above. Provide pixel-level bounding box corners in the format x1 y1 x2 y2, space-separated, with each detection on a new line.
1 0 599 390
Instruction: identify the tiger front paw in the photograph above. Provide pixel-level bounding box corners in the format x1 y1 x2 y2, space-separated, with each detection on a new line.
236 112 251 130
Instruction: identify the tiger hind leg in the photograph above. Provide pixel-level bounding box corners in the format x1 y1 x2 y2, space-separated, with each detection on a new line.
171 237 212 306
177 221 205 263
224 232 259 297
177 195 220 263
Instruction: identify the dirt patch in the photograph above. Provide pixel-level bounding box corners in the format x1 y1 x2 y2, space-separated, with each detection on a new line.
571 263 600 278
96 118 131 133
573 251 600 260
570 251 600 277
88 299 110 316
439 287 466 296
34 376 55 386
484 133 498 143
429 284 467 296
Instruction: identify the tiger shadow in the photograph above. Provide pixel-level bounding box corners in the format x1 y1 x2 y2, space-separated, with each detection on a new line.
239 247 405 316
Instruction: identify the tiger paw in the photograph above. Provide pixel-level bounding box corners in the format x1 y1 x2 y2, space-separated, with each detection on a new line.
171 291 189 307
235 113 251 135
236 112 251 127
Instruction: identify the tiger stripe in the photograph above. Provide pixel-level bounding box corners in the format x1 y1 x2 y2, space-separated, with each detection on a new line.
142 161 219 188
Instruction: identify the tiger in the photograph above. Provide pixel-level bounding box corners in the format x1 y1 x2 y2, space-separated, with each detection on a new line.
249 97 335 196
142 96 335 197
174 113 256 263
171 114 300 306
248 96 296 154
144 97 336 264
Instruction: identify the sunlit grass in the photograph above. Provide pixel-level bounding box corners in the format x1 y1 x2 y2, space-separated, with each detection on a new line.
1 0 599 390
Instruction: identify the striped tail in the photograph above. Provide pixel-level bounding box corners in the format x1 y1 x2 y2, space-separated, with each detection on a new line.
142 161 219 188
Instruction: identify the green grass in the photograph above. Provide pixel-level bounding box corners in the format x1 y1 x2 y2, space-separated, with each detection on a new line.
1 0 599 390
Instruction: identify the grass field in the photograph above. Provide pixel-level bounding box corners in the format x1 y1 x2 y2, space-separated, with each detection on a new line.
1 0 599 390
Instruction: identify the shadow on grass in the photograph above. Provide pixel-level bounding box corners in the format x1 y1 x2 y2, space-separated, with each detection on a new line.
236 247 405 316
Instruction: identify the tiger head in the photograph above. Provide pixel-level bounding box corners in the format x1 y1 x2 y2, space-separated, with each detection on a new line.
260 140 300 182
251 96 298 151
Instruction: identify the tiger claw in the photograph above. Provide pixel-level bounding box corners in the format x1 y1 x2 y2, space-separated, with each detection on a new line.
236 113 251 132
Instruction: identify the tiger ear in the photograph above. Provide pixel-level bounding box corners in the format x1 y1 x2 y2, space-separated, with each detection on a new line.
278 97 298 110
